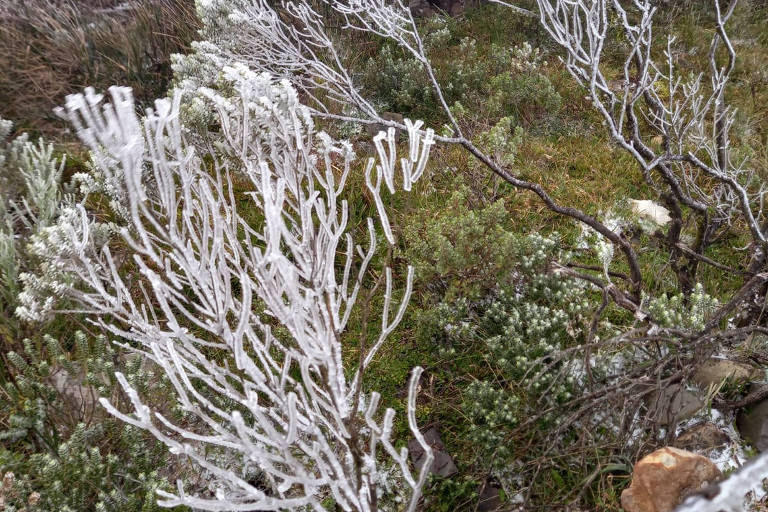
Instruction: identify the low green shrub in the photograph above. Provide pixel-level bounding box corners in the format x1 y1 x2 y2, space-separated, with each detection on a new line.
0 332 174 512
359 17 561 132
401 185 520 299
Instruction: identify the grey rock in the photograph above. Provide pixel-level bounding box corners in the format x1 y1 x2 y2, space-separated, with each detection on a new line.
431 451 459 477
364 112 405 139
408 427 458 478
646 384 705 426
675 422 729 452
477 480 503 511
50 366 102 419
737 398 768 451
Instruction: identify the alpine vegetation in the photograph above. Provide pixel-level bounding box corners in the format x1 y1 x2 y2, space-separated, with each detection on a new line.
3 0 768 510
0 118 65 311
163 0 768 507
177 0 766 312
50 65 436 511
0 117 88 322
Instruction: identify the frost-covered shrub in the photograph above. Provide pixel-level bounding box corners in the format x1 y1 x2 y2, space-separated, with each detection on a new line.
171 0 247 90
0 123 167 509
647 283 719 331
474 117 524 168
47 67 436 511
15 208 118 323
169 0 256 129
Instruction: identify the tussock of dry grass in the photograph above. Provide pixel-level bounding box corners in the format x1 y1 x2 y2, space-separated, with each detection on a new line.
0 0 199 134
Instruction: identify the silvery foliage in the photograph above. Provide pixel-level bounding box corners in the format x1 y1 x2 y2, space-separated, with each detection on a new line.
0 119 64 303
54 65 436 511
0 117 32 304
0 117 72 316
0 118 120 321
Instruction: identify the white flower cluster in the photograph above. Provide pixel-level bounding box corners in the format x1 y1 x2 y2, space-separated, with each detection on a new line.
462 269 588 463
647 282 719 331
419 233 590 465
71 166 130 221
485 279 588 392
464 379 521 462
475 117 523 168
16 207 117 322
509 42 546 73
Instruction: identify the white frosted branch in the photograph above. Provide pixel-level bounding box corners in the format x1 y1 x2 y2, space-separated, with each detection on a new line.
55 71 433 511
676 452 768 512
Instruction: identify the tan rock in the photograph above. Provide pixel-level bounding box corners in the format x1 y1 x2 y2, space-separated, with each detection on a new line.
621 447 721 512
692 358 762 390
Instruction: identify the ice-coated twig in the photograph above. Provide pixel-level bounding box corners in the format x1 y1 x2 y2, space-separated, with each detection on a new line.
175 0 648 303
676 452 768 512
54 67 433 511
535 0 765 246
